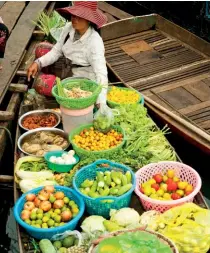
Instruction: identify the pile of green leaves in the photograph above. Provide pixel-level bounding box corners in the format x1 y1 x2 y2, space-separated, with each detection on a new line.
33 11 66 41
20 160 48 172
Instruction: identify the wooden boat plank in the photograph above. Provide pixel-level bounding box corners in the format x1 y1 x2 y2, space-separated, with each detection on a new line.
156 15 210 57
0 1 25 32
98 1 132 19
179 101 210 115
158 87 201 110
101 15 156 41
187 106 210 118
199 120 210 130
150 73 210 93
192 114 210 124
146 94 176 112
0 2 5 9
104 12 117 23
183 81 210 102
0 1 48 104
19 40 42 71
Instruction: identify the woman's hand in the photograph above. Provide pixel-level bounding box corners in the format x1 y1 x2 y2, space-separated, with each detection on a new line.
27 62 39 82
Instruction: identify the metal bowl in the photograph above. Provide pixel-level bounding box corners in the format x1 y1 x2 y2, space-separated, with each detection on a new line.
18 127 69 157
18 109 61 131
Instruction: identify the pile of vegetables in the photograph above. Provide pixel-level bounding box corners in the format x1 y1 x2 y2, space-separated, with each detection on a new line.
21 186 79 229
57 78 92 99
107 86 140 104
140 169 194 201
49 150 77 165
146 203 210 253
33 11 66 42
73 127 123 152
69 104 176 171
15 157 57 193
79 170 132 198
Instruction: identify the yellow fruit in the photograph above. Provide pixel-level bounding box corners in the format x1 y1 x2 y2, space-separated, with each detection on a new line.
163 193 171 200
176 189 184 197
185 184 193 192
160 183 167 192
173 176 179 182
163 175 168 182
178 181 188 190
156 189 164 197
151 188 156 194
167 170 175 178
144 187 152 196
148 179 156 185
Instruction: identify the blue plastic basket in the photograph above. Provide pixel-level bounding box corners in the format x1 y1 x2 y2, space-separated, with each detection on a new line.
73 160 136 218
13 186 85 240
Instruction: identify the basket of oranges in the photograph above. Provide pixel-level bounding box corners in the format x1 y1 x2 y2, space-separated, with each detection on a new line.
69 124 125 157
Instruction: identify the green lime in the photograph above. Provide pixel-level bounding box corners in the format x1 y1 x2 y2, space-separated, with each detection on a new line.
53 241 62 249
30 213 37 220
37 213 43 220
25 219 31 225
62 236 75 247
63 197 70 204
42 223 48 228
58 247 67 253
47 219 55 227
37 209 43 214
54 209 61 215
36 219 42 225
54 215 61 223
42 216 50 223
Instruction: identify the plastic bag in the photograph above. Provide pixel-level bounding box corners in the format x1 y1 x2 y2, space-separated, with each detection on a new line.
149 203 210 253
51 230 83 247
95 231 172 253
93 104 118 133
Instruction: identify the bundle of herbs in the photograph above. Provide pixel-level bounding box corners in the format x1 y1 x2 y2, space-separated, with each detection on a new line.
33 11 66 42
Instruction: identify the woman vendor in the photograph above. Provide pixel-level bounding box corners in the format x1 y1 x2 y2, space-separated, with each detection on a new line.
27 1 108 105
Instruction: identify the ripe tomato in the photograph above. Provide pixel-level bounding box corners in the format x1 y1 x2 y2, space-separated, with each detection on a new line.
185 190 193 196
171 192 181 200
167 181 178 192
166 178 173 185
151 183 160 191
153 174 163 184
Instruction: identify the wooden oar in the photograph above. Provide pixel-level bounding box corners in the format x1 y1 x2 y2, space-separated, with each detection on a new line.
144 95 210 143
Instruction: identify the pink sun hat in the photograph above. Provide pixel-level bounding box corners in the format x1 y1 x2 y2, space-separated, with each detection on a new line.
56 1 108 29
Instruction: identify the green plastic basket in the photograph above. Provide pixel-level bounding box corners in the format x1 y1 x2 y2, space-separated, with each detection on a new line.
52 78 102 109
69 124 125 158
44 151 80 173
107 86 144 108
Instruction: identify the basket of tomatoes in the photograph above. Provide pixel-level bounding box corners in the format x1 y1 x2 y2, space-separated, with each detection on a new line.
135 161 202 212
69 124 125 157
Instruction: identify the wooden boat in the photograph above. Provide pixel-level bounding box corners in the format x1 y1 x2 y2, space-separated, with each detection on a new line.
14 98 209 253
100 14 210 154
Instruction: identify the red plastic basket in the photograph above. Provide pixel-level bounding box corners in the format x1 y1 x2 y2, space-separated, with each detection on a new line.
135 161 202 212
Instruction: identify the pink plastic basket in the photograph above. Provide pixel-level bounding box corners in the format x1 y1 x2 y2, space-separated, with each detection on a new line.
135 161 202 212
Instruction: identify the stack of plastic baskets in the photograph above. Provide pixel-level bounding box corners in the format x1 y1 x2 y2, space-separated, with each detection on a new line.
73 159 136 218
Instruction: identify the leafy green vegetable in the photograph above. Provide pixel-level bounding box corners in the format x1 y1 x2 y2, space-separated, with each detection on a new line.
20 160 48 172
33 11 66 38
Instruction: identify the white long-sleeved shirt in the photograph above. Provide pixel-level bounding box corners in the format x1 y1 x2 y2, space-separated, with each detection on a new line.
37 22 108 104
0 17 3 24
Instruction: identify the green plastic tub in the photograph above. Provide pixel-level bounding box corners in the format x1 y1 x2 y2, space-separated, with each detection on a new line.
69 124 126 158
44 150 80 173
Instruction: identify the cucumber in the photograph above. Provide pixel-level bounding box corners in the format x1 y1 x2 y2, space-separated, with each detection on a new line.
39 239 56 253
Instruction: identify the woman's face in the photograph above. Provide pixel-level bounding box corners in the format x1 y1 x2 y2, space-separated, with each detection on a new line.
71 15 89 31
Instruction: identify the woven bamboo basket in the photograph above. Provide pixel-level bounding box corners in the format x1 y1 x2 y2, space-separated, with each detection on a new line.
88 227 179 253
